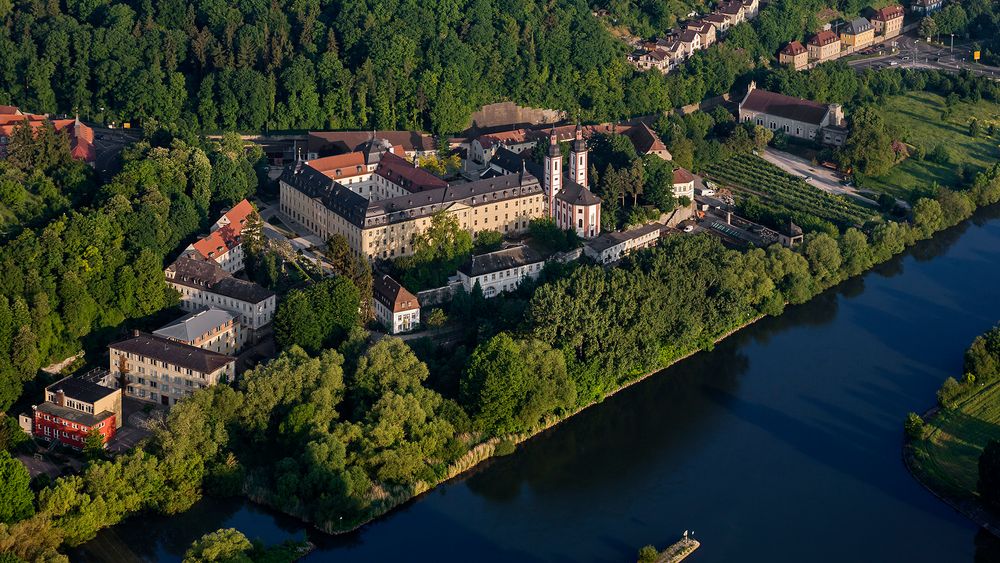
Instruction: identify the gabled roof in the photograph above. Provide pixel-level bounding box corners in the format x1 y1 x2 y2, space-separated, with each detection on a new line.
809 30 839 46
154 308 236 343
0 105 20 115
623 122 670 156
781 41 807 56
373 274 419 313
741 88 831 125
110 332 234 374
679 29 700 43
306 152 369 180
459 245 544 277
374 151 448 192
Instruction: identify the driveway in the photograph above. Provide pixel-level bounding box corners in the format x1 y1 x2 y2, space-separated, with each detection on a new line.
760 149 876 205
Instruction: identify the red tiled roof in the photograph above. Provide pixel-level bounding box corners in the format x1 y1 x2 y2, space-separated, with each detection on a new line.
190 199 254 261
873 5 903 20
0 105 20 115
623 123 668 155
679 30 699 43
809 30 839 46
673 167 695 184
781 41 807 55
307 152 368 179
0 114 95 163
373 274 419 313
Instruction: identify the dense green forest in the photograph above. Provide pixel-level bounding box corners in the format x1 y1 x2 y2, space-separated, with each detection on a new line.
0 0 656 134
0 131 261 413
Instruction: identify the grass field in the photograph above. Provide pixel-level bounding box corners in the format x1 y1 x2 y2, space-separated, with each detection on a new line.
864 91 1000 200
915 382 1000 499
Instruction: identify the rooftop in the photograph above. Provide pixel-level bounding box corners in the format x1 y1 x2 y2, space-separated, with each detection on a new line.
843 17 873 35
673 167 695 184
373 274 420 313
46 375 119 404
110 332 235 374
459 244 545 277
741 87 831 126
873 5 904 20
585 222 663 253
374 151 448 192
154 307 236 343
809 30 839 46
781 41 807 56
165 256 274 304
36 402 115 427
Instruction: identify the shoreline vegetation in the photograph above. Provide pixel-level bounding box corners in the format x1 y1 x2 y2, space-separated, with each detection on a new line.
278 168 1000 535
904 324 1000 539
10 167 998 563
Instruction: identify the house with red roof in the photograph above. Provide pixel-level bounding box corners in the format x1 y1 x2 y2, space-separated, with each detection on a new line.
0 108 95 165
871 5 904 38
779 41 809 70
184 199 256 273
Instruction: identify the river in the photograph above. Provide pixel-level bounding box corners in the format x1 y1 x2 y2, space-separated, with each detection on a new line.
79 206 1000 562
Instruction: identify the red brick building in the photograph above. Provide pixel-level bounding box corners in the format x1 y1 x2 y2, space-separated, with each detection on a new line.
33 375 122 448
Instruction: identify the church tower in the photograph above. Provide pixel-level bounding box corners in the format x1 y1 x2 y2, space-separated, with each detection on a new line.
543 127 561 217
568 123 588 188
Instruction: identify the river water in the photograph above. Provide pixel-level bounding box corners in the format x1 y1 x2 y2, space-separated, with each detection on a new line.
79 206 1000 562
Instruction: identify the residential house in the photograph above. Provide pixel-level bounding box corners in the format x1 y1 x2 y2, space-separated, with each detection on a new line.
779 41 809 70
584 222 663 264
840 17 875 49
672 167 697 201
741 0 760 19
684 20 717 48
373 274 420 334
678 29 702 56
108 332 236 407
185 199 255 273
871 5 904 38
716 0 746 26
910 0 943 14
457 245 546 298
738 81 849 146
164 256 276 332
153 307 245 355
32 375 123 448
807 30 842 62
702 13 731 35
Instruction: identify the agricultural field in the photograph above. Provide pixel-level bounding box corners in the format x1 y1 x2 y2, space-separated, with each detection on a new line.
863 91 1000 200
704 153 879 230
914 382 1000 499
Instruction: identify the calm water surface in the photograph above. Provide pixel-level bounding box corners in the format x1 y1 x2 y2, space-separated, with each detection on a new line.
80 206 1000 562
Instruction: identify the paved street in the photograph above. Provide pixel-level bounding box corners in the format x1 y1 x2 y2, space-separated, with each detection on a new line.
92 127 143 178
760 149 876 205
848 32 1000 79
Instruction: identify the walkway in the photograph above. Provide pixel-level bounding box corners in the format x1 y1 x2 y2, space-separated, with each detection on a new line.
760 149 877 205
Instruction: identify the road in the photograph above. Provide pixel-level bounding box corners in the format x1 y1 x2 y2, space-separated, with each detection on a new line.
759 148 876 205
849 32 1000 79
92 127 143 179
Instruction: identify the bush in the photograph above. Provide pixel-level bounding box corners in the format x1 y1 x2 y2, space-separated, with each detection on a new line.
637 545 660 563
929 144 952 165
494 440 516 456
904 412 925 440
936 376 965 408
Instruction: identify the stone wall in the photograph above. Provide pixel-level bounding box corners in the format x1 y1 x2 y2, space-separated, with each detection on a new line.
466 102 564 132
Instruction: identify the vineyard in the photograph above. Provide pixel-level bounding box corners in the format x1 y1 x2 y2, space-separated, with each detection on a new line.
704 153 879 230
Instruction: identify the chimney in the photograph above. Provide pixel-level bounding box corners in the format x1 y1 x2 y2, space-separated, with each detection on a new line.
748 80 757 94
55 390 65 407
133 329 140 337
726 211 732 225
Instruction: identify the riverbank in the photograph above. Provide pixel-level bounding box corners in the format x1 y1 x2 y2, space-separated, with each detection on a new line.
905 382 1000 538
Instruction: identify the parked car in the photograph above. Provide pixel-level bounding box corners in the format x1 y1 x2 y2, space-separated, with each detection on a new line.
699 188 715 196
683 225 695 233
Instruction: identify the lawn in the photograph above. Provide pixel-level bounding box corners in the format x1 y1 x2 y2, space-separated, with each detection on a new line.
863 91 1000 201
915 382 1000 499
